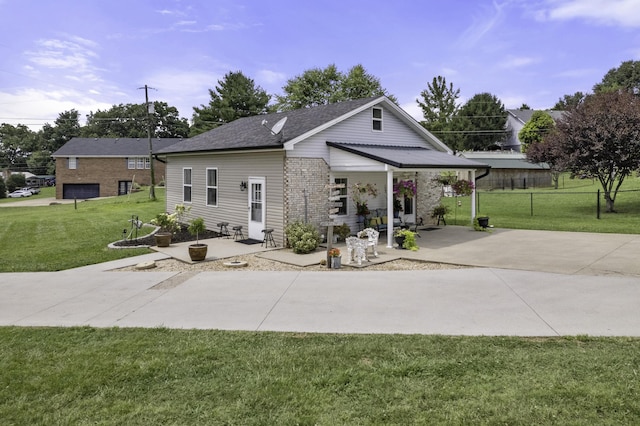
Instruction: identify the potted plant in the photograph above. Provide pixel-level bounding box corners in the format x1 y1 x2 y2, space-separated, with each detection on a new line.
451 179 475 196
187 217 208 261
334 223 351 241
150 212 178 247
328 247 342 269
474 216 490 231
351 182 378 220
394 228 419 251
431 204 450 225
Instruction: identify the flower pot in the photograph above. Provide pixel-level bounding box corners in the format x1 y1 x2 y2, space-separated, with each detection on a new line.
331 256 342 269
395 235 406 249
477 217 490 228
188 243 208 261
154 232 172 247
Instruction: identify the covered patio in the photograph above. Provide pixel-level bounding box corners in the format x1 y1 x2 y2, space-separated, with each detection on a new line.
326 142 491 247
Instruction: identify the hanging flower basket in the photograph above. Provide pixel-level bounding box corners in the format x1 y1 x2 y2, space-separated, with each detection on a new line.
393 180 417 198
451 179 475 196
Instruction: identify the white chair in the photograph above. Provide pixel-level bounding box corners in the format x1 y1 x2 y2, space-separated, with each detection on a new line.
357 227 379 258
345 236 368 265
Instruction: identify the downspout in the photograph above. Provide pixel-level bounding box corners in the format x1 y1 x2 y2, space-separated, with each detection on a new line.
473 168 491 219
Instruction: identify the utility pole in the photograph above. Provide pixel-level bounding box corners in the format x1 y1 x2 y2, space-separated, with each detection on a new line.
139 84 157 200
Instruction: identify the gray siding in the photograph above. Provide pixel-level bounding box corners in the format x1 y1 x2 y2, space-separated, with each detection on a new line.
289 105 431 160
165 151 286 243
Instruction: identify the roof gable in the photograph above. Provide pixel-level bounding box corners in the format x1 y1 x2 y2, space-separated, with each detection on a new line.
52 137 184 157
157 96 452 155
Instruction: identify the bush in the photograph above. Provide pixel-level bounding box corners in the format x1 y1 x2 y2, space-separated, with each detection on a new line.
6 174 26 192
285 221 320 254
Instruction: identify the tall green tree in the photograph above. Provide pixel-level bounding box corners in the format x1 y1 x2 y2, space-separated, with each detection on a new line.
0 123 38 171
82 102 188 139
518 111 556 152
39 109 81 153
416 76 460 149
455 93 508 151
274 64 395 111
547 90 640 212
552 92 586 110
593 60 640 94
191 71 270 136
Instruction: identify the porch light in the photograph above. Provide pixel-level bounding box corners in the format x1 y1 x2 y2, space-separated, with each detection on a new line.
240 181 247 191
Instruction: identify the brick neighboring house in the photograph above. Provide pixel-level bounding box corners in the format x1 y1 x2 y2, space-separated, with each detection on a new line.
157 96 490 248
52 137 183 199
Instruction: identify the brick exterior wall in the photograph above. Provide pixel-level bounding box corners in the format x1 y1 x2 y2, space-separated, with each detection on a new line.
283 157 330 231
55 157 167 199
414 171 443 225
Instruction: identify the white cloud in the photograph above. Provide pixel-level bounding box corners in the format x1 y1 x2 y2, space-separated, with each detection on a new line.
0 88 112 130
539 0 640 27
498 56 540 69
458 1 508 48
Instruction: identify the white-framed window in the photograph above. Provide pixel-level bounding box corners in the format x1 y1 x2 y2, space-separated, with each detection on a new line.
137 157 145 169
144 157 150 169
68 157 77 169
127 158 136 169
372 107 383 131
206 168 218 206
183 168 192 203
334 177 347 215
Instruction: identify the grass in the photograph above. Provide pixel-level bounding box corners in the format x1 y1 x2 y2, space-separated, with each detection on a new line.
0 187 163 271
1 327 639 424
442 173 640 233
3 180 640 423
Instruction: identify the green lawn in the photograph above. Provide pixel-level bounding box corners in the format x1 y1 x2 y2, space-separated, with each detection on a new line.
441 174 640 233
3 180 640 424
0 187 163 271
1 327 639 425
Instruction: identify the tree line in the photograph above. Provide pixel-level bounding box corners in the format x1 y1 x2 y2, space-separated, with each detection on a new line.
2 60 640 211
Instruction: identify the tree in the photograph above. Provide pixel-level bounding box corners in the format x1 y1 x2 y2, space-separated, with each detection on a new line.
0 123 38 171
82 102 188 139
338 65 397 104
548 91 640 212
27 150 56 175
274 64 395 111
519 103 531 110
518 111 556 152
455 93 508 151
39 110 81 153
190 71 270 136
0 175 6 198
552 92 586 110
593 60 640 94
6 173 26 192
416 76 460 149
525 124 566 189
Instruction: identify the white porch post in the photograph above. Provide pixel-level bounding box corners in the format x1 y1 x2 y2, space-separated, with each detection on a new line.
387 169 394 248
470 169 477 222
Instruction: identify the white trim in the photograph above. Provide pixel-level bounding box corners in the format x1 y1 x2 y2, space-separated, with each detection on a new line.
206 167 218 207
283 96 453 154
182 167 192 203
372 107 383 132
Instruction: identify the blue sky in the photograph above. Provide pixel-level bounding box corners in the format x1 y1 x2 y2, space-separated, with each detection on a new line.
1 0 639 130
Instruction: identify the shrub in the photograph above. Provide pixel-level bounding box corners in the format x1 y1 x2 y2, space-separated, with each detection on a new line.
285 221 320 254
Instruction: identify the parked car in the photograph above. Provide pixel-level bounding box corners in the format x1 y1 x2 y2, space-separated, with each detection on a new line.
23 186 40 194
8 189 33 198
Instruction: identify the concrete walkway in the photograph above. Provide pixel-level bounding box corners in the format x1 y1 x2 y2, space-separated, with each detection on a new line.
1 226 639 336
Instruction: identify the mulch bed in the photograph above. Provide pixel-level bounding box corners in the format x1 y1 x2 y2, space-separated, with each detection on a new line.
113 227 218 247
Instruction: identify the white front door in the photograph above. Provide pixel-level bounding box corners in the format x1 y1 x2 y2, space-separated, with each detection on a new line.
248 177 266 240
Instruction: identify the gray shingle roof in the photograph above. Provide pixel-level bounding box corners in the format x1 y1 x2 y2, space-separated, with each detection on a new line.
327 142 490 169
156 97 382 154
507 109 565 124
52 138 184 157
